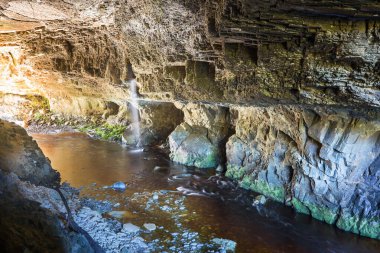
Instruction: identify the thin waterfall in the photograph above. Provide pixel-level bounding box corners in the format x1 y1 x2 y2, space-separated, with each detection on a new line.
127 79 141 147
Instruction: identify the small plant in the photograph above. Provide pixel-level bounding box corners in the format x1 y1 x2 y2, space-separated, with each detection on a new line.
79 123 127 141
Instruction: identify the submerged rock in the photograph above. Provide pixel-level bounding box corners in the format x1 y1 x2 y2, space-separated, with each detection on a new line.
253 195 267 206
74 208 149 252
107 211 127 219
143 223 157 231
211 238 237 253
103 182 127 191
122 223 140 233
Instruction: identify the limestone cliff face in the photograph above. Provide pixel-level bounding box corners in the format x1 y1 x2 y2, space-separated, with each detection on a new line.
119 0 380 107
1 0 380 111
0 0 379 239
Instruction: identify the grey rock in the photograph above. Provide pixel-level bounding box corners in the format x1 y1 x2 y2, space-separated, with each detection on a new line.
143 223 157 231
122 223 140 233
225 105 380 238
211 238 237 252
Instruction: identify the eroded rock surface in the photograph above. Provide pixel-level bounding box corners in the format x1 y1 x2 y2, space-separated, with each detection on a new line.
0 0 379 117
226 105 380 239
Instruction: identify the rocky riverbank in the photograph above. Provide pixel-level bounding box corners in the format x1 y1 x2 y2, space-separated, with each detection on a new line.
0 119 239 252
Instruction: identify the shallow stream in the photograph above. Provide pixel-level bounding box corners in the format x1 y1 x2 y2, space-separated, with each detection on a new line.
32 132 380 253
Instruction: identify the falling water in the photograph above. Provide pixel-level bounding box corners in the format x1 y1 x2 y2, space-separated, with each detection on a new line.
128 79 141 147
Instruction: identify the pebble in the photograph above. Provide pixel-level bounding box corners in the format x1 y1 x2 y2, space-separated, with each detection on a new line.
216 164 224 172
211 238 237 252
106 181 127 191
143 223 157 231
122 223 140 233
107 211 125 219
253 195 267 206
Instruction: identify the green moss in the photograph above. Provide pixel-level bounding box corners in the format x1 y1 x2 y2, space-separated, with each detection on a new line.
226 164 379 240
291 198 310 215
249 180 285 203
194 150 218 168
291 199 338 225
337 214 380 240
26 95 50 111
79 123 126 141
306 203 338 224
226 164 246 180
226 164 285 202
240 175 253 190
291 199 380 239
173 147 218 169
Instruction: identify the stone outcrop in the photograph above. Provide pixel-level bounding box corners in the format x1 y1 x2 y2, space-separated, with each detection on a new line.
0 120 60 187
169 102 231 168
0 171 93 253
0 119 93 252
226 105 380 239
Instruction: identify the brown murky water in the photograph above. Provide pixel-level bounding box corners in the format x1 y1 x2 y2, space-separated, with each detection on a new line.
32 132 380 253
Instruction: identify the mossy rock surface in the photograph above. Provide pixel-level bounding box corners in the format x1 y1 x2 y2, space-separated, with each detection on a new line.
226 164 285 202
337 214 380 240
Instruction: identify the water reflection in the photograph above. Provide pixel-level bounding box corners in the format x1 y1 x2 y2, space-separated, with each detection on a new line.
32 133 380 253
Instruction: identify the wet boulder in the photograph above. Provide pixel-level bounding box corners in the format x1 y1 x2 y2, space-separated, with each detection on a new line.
168 103 231 169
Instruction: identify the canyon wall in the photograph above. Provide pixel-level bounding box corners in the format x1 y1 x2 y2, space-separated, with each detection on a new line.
0 0 379 239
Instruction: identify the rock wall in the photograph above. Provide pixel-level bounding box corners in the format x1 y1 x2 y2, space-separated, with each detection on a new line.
0 120 59 186
225 105 380 239
1 0 380 114
166 102 380 239
0 171 92 253
118 0 380 107
0 119 93 251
